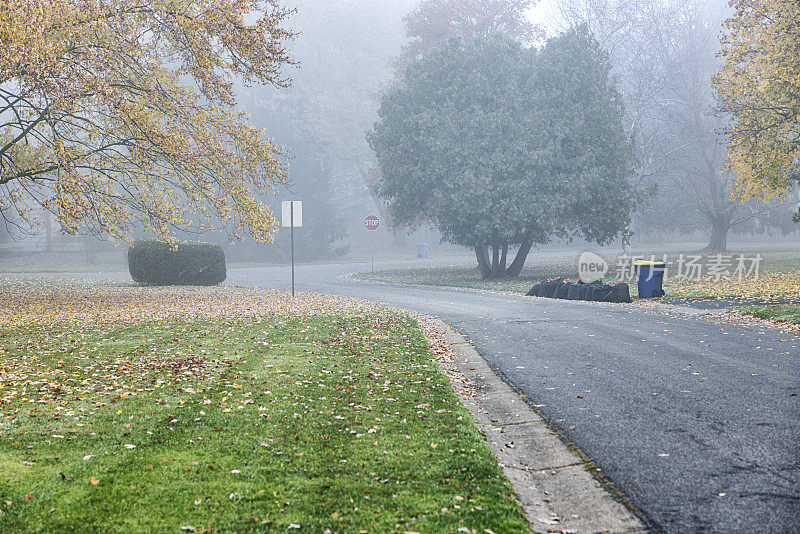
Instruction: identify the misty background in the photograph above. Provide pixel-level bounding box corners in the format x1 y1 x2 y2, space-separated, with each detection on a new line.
2 0 799 266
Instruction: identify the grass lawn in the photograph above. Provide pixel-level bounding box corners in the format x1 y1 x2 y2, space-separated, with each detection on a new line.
736 304 800 325
356 256 578 295
357 251 800 301
0 251 128 273
0 249 427 274
0 283 529 533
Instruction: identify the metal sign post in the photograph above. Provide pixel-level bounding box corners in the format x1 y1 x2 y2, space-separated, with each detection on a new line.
291 208 295 296
364 214 380 273
282 201 303 296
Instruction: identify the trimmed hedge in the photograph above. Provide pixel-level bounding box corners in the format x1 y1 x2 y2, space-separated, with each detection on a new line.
128 240 226 286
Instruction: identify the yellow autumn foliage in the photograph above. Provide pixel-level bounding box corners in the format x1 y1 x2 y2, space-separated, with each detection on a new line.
714 0 800 202
0 0 295 242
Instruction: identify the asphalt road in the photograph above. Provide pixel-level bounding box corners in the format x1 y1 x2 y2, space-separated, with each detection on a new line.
225 259 800 533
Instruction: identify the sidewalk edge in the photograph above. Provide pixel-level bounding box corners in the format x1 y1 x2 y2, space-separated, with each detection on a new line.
419 317 649 534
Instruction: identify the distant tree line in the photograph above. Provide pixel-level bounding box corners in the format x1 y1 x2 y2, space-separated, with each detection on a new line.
559 0 800 252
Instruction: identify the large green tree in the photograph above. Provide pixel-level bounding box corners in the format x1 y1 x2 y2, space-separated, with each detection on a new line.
368 29 638 278
369 0 541 247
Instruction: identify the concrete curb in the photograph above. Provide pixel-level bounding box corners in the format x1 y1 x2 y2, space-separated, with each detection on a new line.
422 318 648 534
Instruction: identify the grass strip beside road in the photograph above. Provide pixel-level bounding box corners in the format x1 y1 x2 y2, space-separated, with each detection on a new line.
357 251 800 301
0 284 529 533
737 304 800 325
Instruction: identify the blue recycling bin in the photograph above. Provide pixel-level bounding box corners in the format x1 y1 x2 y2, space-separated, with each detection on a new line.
416 243 429 259
635 260 666 298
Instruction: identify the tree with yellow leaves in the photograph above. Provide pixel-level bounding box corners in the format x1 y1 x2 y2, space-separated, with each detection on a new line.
0 0 294 242
714 0 800 220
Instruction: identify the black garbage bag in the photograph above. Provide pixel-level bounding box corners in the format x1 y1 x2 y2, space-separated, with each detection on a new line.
584 281 604 301
567 283 579 300
553 280 570 299
575 283 589 300
540 281 555 298
611 283 632 303
592 284 614 302
542 277 564 298
536 284 548 297
525 283 542 297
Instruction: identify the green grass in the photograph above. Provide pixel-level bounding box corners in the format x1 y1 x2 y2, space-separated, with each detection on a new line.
357 251 800 301
737 304 800 325
364 266 538 293
359 255 579 295
0 315 529 533
0 251 128 273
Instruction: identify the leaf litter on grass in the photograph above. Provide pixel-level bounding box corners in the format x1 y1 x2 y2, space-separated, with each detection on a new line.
0 281 530 532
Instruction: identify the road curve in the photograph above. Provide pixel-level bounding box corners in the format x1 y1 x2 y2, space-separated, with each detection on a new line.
227 259 800 533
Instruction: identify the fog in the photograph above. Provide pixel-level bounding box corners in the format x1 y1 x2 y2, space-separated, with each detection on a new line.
2 0 799 271
233 0 800 264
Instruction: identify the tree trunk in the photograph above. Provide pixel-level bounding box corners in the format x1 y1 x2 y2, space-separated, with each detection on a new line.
475 245 492 279
44 213 52 253
477 240 533 279
704 214 731 253
390 227 408 249
506 239 533 277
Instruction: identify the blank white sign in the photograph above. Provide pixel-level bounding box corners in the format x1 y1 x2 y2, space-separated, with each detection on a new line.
281 201 302 228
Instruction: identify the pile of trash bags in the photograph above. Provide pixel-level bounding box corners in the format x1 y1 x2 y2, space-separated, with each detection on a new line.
525 277 632 303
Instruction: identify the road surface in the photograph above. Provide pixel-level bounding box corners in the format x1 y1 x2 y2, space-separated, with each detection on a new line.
9 257 799 532
226 259 799 533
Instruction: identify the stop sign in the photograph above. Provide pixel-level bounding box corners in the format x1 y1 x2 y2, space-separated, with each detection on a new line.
364 215 380 231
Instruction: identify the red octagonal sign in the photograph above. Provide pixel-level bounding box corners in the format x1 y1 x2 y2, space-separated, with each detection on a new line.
364 215 380 231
